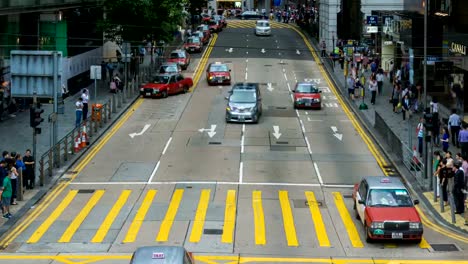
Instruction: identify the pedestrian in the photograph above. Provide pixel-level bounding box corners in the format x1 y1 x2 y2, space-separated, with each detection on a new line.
75 97 83 128
391 83 401 113
416 117 424 155
347 74 355 100
459 125 468 158
453 161 465 214
402 94 411 121
376 68 384 95
6 160 17 206
0 166 12 219
437 159 449 205
441 127 450 152
433 151 443 196
23 149 35 189
432 116 440 146
368 75 377 105
81 89 89 121
320 40 326 57
14 153 26 189
388 61 394 84
448 109 462 148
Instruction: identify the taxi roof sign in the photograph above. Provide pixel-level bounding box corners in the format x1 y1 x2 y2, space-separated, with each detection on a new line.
380 178 391 183
152 252 165 259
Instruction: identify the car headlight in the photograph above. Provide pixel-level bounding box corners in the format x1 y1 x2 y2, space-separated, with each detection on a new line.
370 222 384 229
315 98 321 102
409 222 422 229
209 76 214 80
226 76 230 80
140 88 144 92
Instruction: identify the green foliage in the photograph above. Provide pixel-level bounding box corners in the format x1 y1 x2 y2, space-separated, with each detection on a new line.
101 0 187 44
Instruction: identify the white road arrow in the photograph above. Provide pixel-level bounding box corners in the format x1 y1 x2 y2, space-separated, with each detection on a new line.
129 124 151 138
267 83 274 91
272 125 282 139
261 48 266 53
330 126 343 141
296 49 301 55
226 48 233 53
199 124 217 138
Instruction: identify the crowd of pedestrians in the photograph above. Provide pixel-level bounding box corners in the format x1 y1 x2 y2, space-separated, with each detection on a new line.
0 149 35 219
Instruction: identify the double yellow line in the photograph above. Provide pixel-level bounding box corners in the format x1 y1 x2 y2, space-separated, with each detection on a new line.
0 99 144 248
191 33 218 91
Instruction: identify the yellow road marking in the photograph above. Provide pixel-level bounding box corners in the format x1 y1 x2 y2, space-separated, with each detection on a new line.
123 190 157 243
419 237 430 249
189 189 211 243
27 190 78 244
252 190 266 245
332 192 364 248
92 190 132 243
416 206 468 243
305 191 330 247
156 189 184 241
222 190 237 243
58 190 105 243
278 190 298 246
191 34 218 91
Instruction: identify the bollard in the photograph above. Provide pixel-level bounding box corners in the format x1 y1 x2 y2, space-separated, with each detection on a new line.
39 158 45 187
55 143 61 168
107 102 112 120
103 104 108 123
449 193 456 223
64 136 68 161
118 91 123 108
112 93 117 113
17 168 24 201
123 86 127 103
440 183 445 213
70 131 75 155
48 151 53 177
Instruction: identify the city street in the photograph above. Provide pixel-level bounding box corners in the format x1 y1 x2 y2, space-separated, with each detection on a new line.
0 21 466 263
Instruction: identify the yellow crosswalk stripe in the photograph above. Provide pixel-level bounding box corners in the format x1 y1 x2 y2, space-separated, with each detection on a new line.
278 191 298 246
332 192 364 248
156 189 184 242
252 191 266 245
27 190 78 243
189 189 211 243
123 190 157 243
222 190 237 243
92 190 132 243
305 191 330 247
58 190 105 243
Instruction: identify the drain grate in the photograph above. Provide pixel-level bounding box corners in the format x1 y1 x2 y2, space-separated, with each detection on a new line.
77 189 95 194
293 199 323 208
431 244 459 252
204 229 223 235
264 64 272 67
276 141 289 144
276 106 287 109
209 142 222 145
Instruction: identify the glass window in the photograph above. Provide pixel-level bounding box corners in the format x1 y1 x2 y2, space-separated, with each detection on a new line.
170 52 181 59
257 21 270 27
188 38 200 44
229 91 257 103
210 64 228 72
358 182 367 199
368 189 412 207
296 84 319 93
153 75 170 84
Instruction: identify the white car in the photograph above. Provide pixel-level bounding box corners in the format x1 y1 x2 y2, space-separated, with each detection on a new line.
255 20 271 36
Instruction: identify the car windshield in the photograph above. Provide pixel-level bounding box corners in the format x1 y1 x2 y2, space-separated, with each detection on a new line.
152 75 170 84
257 22 270 27
209 21 217 26
170 53 184 59
210 64 228 72
187 38 200 44
230 91 256 103
368 189 413 207
160 65 177 73
296 84 319 93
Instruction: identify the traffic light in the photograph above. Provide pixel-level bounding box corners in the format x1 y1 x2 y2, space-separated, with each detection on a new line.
30 106 44 128
423 112 433 130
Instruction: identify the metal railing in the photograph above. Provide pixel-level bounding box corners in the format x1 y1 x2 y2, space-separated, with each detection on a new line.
401 142 425 185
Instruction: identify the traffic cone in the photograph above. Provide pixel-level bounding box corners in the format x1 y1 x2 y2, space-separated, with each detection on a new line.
74 136 82 153
81 125 89 147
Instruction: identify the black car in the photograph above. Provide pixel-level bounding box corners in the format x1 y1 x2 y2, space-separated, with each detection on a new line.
236 11 262 20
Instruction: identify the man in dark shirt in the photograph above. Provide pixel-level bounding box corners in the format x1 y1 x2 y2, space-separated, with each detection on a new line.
23 149 35 189
453 161 465 214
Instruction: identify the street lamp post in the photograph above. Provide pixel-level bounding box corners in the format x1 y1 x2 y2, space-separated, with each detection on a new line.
423 0 428 110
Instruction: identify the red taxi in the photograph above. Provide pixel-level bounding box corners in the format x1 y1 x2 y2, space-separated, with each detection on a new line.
184 36 203 53
353 176 423 243
194 31 209 45
196 24 212 39
140 74 193 98
292 82 322 109
201 14 211 22
206 62 231 85
208 20 222 33
166 50 190 70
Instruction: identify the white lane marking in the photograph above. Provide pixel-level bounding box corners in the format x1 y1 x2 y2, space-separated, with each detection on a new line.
282 68 285 73
148 161 161 183
71 181 324 187
290 94 294 102
283 73 288 81
323 184 355 188
239 162 244 183
314 162 324 185
305 111 308 115
304 137 312 154
287 83 291 92
246 51 249 54
162 137 172 155
295 109 300 117
242 124 245 133
245 71 248 80
308 117 323 122
300 119 306 133
246 59 248 62
241 135 245 153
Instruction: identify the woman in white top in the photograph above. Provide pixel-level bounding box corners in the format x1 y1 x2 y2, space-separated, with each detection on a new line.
368 76 378 105
8 161 18 205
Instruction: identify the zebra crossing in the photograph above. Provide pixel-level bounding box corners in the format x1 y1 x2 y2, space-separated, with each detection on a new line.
19 187 430 249
227 20 291 29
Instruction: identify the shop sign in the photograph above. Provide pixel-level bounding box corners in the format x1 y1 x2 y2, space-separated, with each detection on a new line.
435 61 453 72
383 41 393 46
367 16 378 25
450 42 466 55
366 26 378 33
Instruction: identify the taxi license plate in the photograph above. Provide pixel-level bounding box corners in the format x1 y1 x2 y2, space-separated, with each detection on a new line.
146 93 151 96
217 79 223 83
305 103 311 106
239 116 245 121
190 48 194 51
391 232 403 239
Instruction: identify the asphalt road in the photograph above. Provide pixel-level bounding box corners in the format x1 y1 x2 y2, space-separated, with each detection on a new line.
0 21 467 264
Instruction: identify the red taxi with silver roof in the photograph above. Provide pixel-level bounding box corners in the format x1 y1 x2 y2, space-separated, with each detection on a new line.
206 62 231 85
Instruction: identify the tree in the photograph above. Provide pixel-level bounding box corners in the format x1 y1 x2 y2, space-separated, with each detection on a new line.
100 0 186 45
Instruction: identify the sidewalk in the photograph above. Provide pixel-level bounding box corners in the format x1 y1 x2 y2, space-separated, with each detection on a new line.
303 31 468 232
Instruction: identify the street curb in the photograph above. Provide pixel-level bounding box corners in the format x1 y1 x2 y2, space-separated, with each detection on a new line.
297 27 468 236
0 93 141 242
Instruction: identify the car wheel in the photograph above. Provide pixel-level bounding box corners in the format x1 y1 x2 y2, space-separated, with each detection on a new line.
162 91 168 98
365 225 372 243
183 86 189 93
